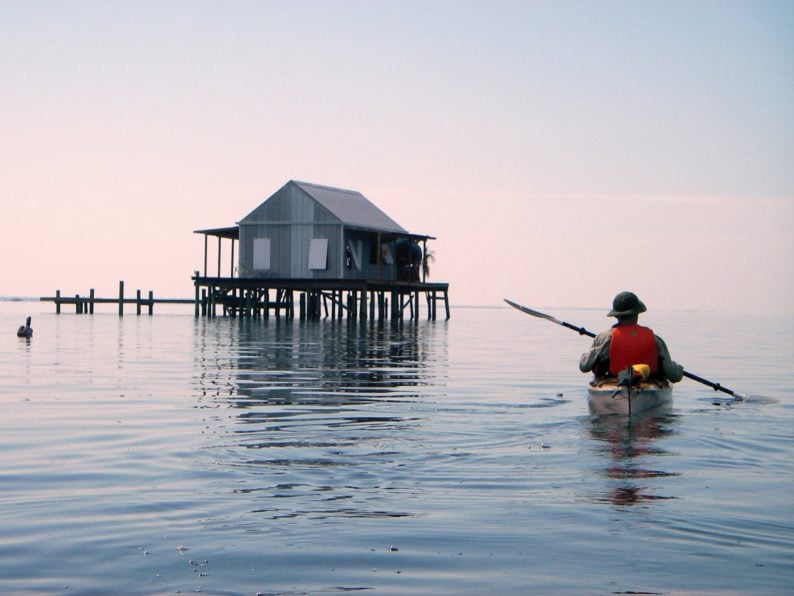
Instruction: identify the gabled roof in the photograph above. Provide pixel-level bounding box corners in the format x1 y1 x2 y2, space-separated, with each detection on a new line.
292 180 407 234
198 181 433 241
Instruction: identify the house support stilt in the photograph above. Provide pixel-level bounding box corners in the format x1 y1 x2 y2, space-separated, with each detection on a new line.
192 276 450 321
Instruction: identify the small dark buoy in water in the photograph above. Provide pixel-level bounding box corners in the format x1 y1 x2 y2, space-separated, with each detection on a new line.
17 316 33 338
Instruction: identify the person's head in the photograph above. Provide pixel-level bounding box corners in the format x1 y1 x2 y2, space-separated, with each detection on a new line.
607 291 646 323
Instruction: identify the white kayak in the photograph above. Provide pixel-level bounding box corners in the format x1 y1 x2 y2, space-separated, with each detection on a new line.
587 379 672 416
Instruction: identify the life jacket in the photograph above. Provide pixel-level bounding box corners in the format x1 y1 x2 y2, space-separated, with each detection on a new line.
608 323 659 375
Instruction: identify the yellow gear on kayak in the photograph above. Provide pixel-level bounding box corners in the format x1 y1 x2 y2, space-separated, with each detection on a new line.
632 364 651 380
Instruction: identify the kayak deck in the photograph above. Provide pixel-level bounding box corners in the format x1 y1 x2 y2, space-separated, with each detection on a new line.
587 379 672 416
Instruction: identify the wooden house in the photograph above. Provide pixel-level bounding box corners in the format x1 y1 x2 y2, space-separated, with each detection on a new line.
194 180 448 320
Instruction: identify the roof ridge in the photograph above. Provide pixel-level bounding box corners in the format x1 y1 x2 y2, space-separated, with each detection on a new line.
291 180 360 195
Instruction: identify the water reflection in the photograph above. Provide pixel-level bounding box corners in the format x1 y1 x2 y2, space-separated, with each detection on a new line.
191 318 447 521
193 318 442 402
587 413 680 507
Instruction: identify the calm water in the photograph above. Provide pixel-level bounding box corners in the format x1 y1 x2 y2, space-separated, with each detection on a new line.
1 302 793 594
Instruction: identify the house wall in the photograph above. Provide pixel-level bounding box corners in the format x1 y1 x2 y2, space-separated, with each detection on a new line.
236 182 410 281
239 183 354 279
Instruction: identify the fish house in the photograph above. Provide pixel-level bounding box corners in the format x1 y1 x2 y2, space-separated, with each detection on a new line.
194 180 449 320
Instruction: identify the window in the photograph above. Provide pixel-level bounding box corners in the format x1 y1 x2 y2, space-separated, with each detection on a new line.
253 238 270 270
308 238 328 270
381 243 394 265
346 239 362 270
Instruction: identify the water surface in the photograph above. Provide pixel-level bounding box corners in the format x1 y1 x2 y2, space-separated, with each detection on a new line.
1 302 792 594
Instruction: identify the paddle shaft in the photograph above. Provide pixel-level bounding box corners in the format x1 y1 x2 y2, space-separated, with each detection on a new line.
561 321 595 338
681 370 747 400
504 299 749 401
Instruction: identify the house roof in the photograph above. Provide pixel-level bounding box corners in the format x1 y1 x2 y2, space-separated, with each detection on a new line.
292 180 407 234
196 181 434 241
194 225 239 239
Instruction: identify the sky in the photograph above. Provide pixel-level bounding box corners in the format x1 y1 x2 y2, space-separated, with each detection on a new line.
2 1 793 314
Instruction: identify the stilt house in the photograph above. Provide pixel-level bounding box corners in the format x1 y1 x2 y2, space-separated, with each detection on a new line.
194 180 449 320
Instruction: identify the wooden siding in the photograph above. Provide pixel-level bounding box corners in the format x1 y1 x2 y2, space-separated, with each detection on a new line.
240 223 346 279
239 224 292 277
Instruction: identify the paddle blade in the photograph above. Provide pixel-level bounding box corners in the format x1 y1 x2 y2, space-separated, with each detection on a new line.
504 299 557 322
739 394 779 405
701 394 779 406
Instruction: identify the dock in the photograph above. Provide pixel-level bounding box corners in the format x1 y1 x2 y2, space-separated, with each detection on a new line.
41 278 450 321
40 281 192 315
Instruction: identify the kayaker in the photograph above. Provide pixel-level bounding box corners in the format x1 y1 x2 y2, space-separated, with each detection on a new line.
579 292 683 383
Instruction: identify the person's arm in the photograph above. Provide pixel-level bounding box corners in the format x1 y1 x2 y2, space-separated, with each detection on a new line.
579 331 610 373
655 336 684 382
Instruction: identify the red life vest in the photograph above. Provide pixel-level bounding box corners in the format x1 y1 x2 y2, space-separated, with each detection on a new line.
608 323 659 375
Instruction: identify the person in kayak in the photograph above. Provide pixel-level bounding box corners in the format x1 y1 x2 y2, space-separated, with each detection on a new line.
579 291 683 383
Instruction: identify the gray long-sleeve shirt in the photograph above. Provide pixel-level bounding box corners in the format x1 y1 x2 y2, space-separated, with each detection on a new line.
579 326 684 382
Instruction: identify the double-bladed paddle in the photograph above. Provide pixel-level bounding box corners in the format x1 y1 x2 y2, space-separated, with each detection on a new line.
504 298 775 403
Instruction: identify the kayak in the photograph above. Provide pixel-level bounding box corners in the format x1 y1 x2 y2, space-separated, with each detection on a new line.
587 379 672 416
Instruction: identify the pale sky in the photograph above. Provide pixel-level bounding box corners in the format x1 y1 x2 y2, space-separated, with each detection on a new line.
2 1 792 314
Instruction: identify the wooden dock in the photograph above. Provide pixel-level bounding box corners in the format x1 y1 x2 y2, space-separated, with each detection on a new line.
41 278 451 321
40 281 192 315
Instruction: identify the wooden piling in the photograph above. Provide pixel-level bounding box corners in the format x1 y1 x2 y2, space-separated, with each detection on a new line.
118 281 124 316
390 291 398 320
262 289 268 319
194 284 200 318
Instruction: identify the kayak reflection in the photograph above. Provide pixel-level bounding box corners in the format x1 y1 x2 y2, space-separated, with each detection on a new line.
587 413 680 506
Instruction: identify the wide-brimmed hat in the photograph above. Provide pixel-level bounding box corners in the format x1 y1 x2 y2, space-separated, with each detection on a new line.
607 291 647 317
